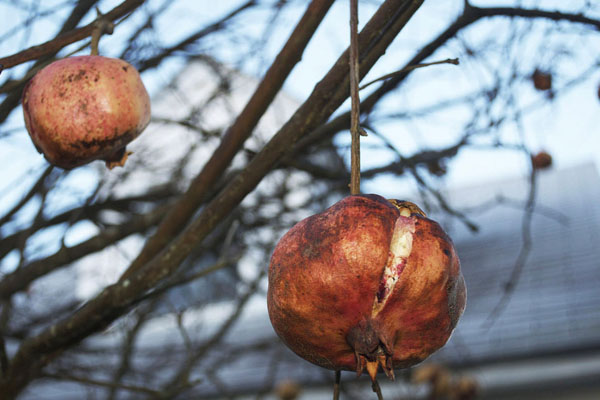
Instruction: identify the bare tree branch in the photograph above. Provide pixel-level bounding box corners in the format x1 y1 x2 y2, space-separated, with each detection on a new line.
0 2 423 396
349 0 361 195
134 0 257 72
41 371 161 395
0 165 54 227
0 185 175 261
0 0 145 70
120 0 336 281
294 4 600 152
466 3 600 29
0 204 169 300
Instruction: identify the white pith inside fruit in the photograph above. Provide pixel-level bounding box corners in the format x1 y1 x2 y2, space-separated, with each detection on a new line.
372 216 414 315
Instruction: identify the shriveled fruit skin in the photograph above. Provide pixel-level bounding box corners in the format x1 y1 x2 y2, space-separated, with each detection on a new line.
22 55 150 169
532 69 552 91
267 194 465 379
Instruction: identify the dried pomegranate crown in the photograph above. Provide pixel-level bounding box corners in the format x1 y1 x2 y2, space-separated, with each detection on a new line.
267 194 466 381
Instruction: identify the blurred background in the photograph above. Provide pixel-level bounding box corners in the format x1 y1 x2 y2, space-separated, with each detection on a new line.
0 0 599 399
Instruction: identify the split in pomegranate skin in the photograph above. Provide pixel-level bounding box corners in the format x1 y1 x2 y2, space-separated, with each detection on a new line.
22 55 151 169
267 194 466 381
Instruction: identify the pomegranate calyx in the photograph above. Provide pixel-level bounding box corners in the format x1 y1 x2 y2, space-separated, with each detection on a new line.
103 147 132 169
347 319 394 381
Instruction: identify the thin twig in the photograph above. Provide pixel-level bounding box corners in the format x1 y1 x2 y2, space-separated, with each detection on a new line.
155 270 265 398
359 58 459 90
333 370 341 400
0 335 8 378
0 204 170 300
41 372 160 395
482 167 537 329
349 0 361 195
294 4 600 154
372 379 384 400
0 0 144 70
107 301 158 400
119 0 336 282
0 166 54 228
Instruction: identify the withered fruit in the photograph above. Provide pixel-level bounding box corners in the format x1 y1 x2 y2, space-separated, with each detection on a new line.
532 69 552 91
267 194 466 381
22 55 150 169
531 150 552 170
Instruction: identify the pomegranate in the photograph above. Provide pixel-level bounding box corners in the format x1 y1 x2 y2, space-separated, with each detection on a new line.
267 195 465 381
22 55 150 169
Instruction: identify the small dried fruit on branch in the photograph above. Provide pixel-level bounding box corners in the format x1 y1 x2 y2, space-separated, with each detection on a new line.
267 195 466 381
531 150 552 170
22 55 150 169
532 69 552 91
427 159 447 176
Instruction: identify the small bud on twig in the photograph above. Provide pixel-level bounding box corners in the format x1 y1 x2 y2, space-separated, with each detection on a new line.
360 58 460 91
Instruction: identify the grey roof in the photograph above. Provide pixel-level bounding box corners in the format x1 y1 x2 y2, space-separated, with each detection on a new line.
188 162 600 398
435 162 600 365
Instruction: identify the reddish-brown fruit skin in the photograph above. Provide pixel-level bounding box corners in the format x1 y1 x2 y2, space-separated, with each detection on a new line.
22 55 150 169
531 151 552 170
532 69 552 91
267 194 465 377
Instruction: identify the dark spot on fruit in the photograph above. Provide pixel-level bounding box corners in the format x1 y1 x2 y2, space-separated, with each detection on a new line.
443 249 450 256
122 66 128 72
68 69 87 82
68 130 128 150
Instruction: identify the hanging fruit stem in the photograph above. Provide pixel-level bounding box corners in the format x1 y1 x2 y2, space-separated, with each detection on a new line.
333 370 341 400
349 0 361 195
348 0 385 398
372 379 385 400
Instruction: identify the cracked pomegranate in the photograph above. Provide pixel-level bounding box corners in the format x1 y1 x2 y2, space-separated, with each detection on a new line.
22 55 150 169
267 194 466 381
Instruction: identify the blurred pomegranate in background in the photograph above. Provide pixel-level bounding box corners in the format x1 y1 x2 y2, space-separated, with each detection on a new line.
532 68 552 91
268 195 466 381
531 150 553 170
22 55 150 169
